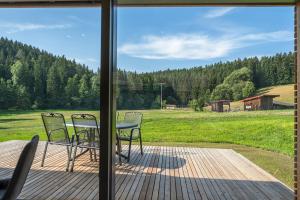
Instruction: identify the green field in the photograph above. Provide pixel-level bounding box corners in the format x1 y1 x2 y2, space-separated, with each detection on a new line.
0 109 294 187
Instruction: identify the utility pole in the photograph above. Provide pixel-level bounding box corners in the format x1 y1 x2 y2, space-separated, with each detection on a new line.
160 83 165 110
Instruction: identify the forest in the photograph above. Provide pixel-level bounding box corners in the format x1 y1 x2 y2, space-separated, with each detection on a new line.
117 52 294 109
0 37 99 109
0 37 295 110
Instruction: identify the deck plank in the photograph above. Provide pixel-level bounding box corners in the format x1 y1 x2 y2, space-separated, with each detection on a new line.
0 140 293 200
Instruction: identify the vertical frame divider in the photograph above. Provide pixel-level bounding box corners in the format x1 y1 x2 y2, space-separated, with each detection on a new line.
100 0 117 199
295 3 300 200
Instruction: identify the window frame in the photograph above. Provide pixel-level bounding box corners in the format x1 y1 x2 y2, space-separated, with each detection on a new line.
0 1 297 199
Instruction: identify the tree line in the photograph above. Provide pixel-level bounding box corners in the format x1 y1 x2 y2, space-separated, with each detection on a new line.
0 37 99 109
117 52 294 109
0 37 295 110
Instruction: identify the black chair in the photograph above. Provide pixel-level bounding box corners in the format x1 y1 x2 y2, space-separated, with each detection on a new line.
0 135 39 200
70 114 100 172
41 113 73 171
118 112 143 161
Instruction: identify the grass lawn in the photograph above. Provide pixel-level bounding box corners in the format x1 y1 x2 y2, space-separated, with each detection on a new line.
0 109 294 187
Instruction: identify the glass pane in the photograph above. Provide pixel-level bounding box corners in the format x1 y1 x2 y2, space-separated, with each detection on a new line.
0 8 100 199
116 6 294 199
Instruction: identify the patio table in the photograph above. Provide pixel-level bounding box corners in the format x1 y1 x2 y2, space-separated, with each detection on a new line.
66 121 138 130
65 121 138 163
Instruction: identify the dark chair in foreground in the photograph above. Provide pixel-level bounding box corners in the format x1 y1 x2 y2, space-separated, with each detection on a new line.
70 114 100 172
41 113 72 171
118 112 143 161
0 135 39 200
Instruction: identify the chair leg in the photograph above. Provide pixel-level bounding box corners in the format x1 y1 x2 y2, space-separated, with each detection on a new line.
93 149 97 162
66 145 73 172
117 138 122 165
41 142 48 167
119 142 122 152
128 139 132 162
117 130 122 152
89 149 93 161
70 145 78 172
139 131 143 155
66 144 69 155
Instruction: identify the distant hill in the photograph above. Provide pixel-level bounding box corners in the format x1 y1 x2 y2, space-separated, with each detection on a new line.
257 84 294 104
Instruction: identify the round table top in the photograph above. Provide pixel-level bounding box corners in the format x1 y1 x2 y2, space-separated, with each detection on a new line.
65 121 138 129
116 122 138 129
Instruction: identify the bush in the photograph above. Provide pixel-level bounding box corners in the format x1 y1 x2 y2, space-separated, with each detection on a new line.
151 96 161 109
242 81 256 98
210 84 232 100
211 67 256 101
188 97 205 111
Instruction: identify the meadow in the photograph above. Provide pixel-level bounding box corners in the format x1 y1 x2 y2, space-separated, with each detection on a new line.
0 109 294 187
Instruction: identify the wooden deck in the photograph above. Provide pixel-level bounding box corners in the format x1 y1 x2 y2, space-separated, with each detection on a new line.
0 140 293 200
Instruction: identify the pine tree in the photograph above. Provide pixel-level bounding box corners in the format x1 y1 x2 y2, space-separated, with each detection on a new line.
47 65 63 107
33 56 47 108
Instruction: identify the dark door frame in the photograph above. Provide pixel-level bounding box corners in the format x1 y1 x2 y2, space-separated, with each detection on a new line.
0 1 297 199
295 4 300 199
100 0 117 199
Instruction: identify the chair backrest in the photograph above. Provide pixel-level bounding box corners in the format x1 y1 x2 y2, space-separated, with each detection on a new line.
124 112 143 128
2 135 39 200
71 114 100 145
41 113 70 144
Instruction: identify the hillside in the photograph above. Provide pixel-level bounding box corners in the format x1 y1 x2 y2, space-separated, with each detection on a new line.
0 37 100 109
229 84 294 111
257 84 294 104
118 52 294 109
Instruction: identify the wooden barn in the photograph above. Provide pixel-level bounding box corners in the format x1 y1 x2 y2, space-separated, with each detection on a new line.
210 100 231 112
241 94 280 111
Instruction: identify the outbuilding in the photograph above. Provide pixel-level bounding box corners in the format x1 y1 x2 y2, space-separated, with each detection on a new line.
241 94 280 111
210 100 231 112
165 104 177 110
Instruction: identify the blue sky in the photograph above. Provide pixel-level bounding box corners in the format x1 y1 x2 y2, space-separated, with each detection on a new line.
0 8 101 70
0 7 294 72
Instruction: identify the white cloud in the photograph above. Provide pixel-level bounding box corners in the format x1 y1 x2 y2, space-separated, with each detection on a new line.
118 30 292 60
81 33 86 37
66 35 72 39
204 7 235 18
0 22 71 34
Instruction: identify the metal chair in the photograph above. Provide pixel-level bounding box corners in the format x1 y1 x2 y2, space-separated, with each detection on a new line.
70 114 100 172
118 112 143 161
41 113 72 171
0 135 39 200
